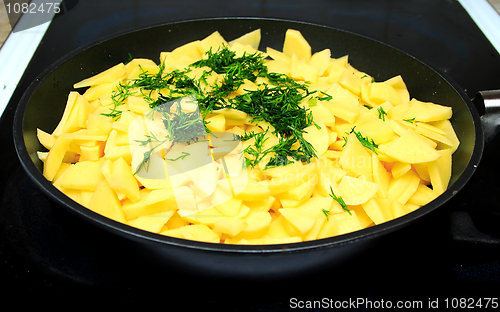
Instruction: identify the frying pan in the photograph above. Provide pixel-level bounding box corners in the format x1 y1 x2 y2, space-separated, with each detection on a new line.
12 18 498 280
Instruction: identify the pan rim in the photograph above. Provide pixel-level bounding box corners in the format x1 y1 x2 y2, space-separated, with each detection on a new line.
13 17 484 254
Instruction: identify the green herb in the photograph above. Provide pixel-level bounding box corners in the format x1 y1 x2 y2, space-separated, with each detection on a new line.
124 53 133 65
329 186 351 216
308 97 318 107
241 130 269 168
133 132 169 174
349 126 379 154
317 91 332 101
322 209 331 221
107 45 320 172
377 106 387 121
165 151 190 161
159 100 207 145
403 117 416 123
101 82 137 120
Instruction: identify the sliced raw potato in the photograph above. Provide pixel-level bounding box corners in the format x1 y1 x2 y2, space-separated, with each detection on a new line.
366 82 402 105
43 135 72 181
390 200 412 218
170 40 203 60
372 155 391 198
266 47 291 63
37 28 460 245
290 54 318 82
127 210 175 233
199 31 228 54
354 114 396 144
282 29 312 61
309 104 335 127
234 182 270 201
280 208 316 236
385 129 441 163
214 218 247 237
309 49 331 76
235 211 272 239
340 132 373 176
37 128 56 150
51 92 77 135
404 99 453 122
430 119 460 153
415 122 453 147
74 63 126 88
428 149 452 195
407 183 438 206
386 170 420 204
302 122 329 157
338 69 362 96
337 176 378 205
362 198 393 225
322 83 360 123
229 28 261 50
60 160 105 191
88 180 126 223
179 224 220 243
107 157 141 202
215 198 243 217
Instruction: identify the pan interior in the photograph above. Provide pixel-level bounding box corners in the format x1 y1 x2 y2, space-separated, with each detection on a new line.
16 18 480 250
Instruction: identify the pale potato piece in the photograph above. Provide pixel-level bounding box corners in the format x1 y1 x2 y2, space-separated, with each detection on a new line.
38 28 458 244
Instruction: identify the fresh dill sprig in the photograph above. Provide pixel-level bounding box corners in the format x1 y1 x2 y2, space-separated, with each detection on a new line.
318 91 333 101
133 132 169 174
377 106 387 121
349 126 379 154
322 208 331 221
165 151 190 162
101 82 137 120
329 186 351 216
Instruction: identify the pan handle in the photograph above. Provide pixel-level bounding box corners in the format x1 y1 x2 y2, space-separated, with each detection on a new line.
473 90 500 143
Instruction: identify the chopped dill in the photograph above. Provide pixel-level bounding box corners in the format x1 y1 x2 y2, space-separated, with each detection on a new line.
348 126 379 154
106 45 321 171
322 208 331 221
329 186 351 216
165 151 190 162
377 106 387 121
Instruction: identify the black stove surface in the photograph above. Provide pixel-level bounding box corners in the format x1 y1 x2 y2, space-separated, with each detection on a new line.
1 0 500 310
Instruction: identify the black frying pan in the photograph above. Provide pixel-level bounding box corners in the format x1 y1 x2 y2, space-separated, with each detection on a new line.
12 18 492 280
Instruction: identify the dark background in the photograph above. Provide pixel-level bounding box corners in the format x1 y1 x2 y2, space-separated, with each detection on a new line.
1 0 500 310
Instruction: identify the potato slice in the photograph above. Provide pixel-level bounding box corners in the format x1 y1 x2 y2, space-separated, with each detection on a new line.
403 99 453 122
282 29 311 61
74 63 126 88
280 208 316 236
127 210 175 233
302 121 329 157
385 129 441 164
340 132 373 176
88 180 126 223
229 28 261 50
338 175 379 205
428 149 452 195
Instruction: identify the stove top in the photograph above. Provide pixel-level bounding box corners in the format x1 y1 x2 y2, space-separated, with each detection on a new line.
1 0 500 310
